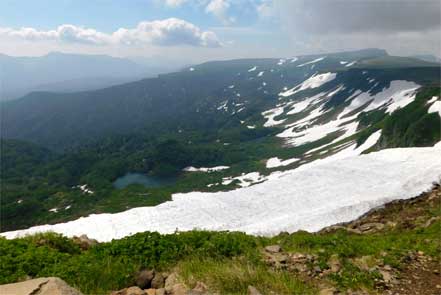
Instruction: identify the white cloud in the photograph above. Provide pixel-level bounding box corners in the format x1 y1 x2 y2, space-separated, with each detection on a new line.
164 0 188 7
0 18 222 48
256 0 275 19
205 0 234 25
0 25 111 45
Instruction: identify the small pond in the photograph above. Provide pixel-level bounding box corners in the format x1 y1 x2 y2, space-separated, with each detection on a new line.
113 173 177 189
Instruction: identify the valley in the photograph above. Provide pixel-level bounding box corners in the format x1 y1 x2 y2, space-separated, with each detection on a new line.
1 1 441 293
1 49 440 235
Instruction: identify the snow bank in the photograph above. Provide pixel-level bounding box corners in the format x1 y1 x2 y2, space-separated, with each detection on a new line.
338 81 420 118
3 144 440 242
279 73 336 97
427 96 439 104
73 184 94 194
428 96 441 118
386 87 420 113
297 57 326 67
277 59 286 65
222 172 266 187
314 130 382 162
262 106 286 127
277 109 359 147
184 166 230 172
266 157 299 168
428 101 441 117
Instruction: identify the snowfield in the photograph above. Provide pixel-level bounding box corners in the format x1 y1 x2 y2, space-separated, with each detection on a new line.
338 81 420 118
279 73 336 97
3 143 441 242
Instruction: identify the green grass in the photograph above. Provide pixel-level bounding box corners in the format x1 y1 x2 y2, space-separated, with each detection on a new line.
1 220 439 294
178 257 315 294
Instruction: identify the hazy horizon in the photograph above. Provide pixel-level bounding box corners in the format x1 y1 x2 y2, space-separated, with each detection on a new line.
1 0 440 65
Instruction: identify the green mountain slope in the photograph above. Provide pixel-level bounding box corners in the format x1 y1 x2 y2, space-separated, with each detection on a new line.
1 49 440 232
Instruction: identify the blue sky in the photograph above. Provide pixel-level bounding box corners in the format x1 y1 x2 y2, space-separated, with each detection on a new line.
0 0 241 31
0 0 439 62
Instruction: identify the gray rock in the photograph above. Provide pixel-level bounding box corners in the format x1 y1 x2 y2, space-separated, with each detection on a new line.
151 273 165 289
264 245 281 253
72 234 98 250
136 270 155 289
191 281 208 294
164 273 179 293
318 287 337 295
247 285 262 295
169 283 188 295
125 286 145 295
0 277 83 295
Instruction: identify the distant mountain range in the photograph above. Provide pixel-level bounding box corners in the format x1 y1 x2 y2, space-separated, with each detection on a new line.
0 52 181 101
2 48 439 151
411 54 441 63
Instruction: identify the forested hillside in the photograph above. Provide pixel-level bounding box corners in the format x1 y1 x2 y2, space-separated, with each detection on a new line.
1 49 440 232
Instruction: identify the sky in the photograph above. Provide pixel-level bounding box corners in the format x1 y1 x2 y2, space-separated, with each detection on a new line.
0 0 440 63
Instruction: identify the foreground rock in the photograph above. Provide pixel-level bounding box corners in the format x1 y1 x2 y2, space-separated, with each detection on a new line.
0 277 83 295
113 272 214 295
247 285 262 295
72 234 98 250
135 269 156 289
321 183 441 235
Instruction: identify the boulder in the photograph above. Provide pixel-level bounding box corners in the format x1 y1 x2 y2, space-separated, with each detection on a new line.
193 282 208 293
318 287 337 295
155 288 166 295
264 245 281 253
0 277 83 295
327 254 341 273
288 253 315 273
124 286 145 295
136 270 155 289
72 234 98 250
164 273 179 293
151 273 165 289
144 289 156 295
169 283 188 295
247 285 262 295
111 287 146 295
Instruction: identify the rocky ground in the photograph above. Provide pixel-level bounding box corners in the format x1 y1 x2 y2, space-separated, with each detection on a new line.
1 185 439 295
108 185 440 295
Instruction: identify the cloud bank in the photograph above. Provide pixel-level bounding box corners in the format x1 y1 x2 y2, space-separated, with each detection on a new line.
259 0 441 56
271 0 440 34
0 18 222 48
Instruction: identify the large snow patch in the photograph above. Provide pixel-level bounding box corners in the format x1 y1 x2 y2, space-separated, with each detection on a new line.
2 144 441 242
